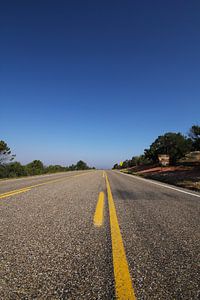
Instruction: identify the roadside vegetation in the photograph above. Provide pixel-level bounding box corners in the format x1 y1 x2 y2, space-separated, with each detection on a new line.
113 125 200 191
0 140 94 179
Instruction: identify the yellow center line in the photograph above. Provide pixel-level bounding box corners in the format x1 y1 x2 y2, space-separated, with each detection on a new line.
0 172 89 199
0 188 31 199
93 191 105 226
105 173 136 300
0 187 33 196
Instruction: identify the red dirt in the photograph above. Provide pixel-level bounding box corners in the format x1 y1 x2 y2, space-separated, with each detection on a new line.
124 165 200 192
137 166 189 174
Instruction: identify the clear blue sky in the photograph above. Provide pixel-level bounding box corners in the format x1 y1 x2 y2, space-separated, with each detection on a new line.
1 1 200 168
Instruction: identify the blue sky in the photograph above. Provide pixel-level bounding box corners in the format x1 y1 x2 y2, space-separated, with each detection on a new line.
1 1 200 168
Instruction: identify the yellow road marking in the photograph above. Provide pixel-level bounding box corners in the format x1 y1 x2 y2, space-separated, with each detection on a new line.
0 187 33 196
0 188 31 199
0 172 88 200
93 191 105 226
105 173 136 300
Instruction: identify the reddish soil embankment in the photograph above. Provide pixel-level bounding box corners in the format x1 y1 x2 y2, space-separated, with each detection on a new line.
123 165 200 192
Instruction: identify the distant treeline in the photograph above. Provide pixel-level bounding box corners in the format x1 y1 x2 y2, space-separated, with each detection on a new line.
113 125 200 169
0 141 95 179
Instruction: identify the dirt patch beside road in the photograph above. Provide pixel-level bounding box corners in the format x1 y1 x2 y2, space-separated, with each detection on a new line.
121 165 200 192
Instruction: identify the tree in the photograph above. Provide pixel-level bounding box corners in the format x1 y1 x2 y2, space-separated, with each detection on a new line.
113 163 119 169
69 164 76 171
76 160 89 170
25 160 45 175
112 155 152 169
0 140 15 164
189 125 200 151
6 162 27 177
121 160 129 168
133 155 152 166
45 165 67 173
144 132 192 164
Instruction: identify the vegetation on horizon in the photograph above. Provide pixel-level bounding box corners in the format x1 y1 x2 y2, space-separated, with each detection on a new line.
113 125 200 169
0 141 95 179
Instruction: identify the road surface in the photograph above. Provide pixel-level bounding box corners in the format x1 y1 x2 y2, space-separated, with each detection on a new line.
0 170 199 299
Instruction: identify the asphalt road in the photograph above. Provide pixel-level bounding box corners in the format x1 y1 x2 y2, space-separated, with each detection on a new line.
0 170 199 299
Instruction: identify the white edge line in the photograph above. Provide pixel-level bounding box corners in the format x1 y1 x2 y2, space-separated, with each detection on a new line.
116 171 200 198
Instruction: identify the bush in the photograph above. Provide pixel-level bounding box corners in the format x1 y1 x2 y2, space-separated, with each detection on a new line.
25 160 45 175
144 132 192 164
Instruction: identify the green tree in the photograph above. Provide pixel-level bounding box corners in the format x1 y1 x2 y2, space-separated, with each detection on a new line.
133 155 152 166
112 155 152 170
144 132 192 164
0 164 9 178
45 165 67 173
76 160 89 170
189 125 200 151
68 164 76 171
26 160 45 175
112 163 119 169
0 140 15 164
121 160 129 168
6 162 27 178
